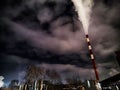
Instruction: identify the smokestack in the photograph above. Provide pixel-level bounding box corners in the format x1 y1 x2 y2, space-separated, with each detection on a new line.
71 0 99 81
85 34 99 81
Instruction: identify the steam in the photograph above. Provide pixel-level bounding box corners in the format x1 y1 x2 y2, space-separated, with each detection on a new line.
71 0 94 34
0 76 4 88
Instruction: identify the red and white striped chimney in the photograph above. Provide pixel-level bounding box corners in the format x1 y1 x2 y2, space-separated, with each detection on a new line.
85 34 99 81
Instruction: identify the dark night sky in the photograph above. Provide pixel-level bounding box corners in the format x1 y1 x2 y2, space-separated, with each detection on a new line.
0 0 120 84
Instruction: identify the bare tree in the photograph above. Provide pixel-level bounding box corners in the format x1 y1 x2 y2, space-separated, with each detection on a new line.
46 69 62 84
24 65 62 90
24 65 47 90
25 65 45 84
65 72 82 85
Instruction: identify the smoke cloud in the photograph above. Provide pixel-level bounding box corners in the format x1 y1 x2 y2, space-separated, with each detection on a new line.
71 0 94 34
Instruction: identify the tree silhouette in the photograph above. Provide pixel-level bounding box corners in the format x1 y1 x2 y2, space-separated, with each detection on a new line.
46 69 61 84
65 72 82 85
24 65 62 85
25 65 45 84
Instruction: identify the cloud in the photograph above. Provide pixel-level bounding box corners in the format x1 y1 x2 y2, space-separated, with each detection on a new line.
0 54 29 64
87 1 120 57
0 54 30 77
2 0 119 57
3 18 86 54
89 24 118 57
36 63 95 80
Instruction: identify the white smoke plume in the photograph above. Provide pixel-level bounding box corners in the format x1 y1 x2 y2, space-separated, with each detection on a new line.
71 0 94 34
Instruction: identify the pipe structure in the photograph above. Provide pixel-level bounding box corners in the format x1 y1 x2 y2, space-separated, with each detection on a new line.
23 84 28 90
19 85 22 90
85 34 99 81
34 80 37 90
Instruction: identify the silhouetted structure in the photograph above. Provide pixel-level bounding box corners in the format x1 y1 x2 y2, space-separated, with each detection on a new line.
115 51 120 66
100 73 120 90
